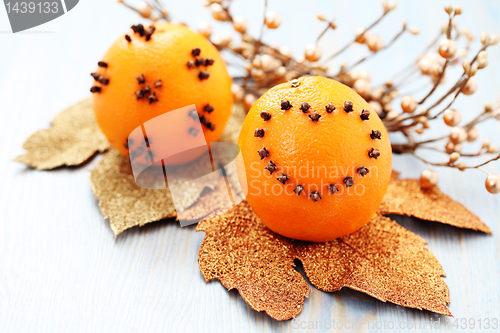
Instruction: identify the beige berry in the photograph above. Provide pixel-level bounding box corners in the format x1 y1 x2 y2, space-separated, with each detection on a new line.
382 0 397 12
351 69 371 83
353 79 372 99
260 54 279 70
420 169 439 189
450 127 467 144
369 101 383 116
449 152 460 163
467 127 479 142
443 109 461 126
251 56 262 68
478 50 488 60
462 60 470 73
493 110 500 120
317 13 326 21
233 15 248 33
251 69 265 81
366 35 384 52
487 145 498 154
438 39 457 59
469 64 478 77
243 94 257 111
485 174 500 194
231 84 244 103
355 27 369 44
445 141 455 154
490 34 499 45
418 53 442 75
401 95 417 113
138 2 153 19
444 4 453 15
478 59 488 69
213 31 232 47
265 11 281 29
416 116 428 124
462 78 477 95
279 46 293 58
304 44 322 62
385 111 402 122
211 3 228 21
418 57 433 75
198 21 212 38
275 66 287 78
409 27 420 35
457 162 467 171
430 63 443 77
480 32 489 45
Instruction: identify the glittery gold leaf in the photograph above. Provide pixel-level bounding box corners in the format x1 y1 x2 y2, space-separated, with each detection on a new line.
164 156 220 213
179 175 236 222
197 201 451 320
15 99 109 170
294 215 451 316
379 176 492 234
89 149 176 235
197 201 311 320
163 103 246 214
89 104 246 235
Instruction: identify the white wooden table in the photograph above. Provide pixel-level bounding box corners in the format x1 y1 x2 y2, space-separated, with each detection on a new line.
1 0 499 332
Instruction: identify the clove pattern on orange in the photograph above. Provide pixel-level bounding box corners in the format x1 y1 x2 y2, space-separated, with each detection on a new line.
91 22 233 166
238 76 392 242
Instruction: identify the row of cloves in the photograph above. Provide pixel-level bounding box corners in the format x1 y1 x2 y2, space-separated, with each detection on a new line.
124 136 155 161
135 74 161 104
125 24 156 42
257 100 383 156
187 48 214 81
254 99 382 201
90 61 109 93
280 100 372 122
257 144 372 201
187 105 216 136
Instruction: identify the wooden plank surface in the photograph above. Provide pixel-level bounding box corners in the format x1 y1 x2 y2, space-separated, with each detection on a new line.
0 0 499 332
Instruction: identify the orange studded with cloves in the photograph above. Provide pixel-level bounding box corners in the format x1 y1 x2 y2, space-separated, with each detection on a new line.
92 22 232 166
238 76 392 242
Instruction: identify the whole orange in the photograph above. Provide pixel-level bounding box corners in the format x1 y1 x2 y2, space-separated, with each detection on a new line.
238 76 392 242
91 22 232 165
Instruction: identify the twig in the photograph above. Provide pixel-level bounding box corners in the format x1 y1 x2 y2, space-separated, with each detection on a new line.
418 60 449 104
317 21 335 43
323 10 391 63
335 26 406 77
241 0 268 91
412 152 500 169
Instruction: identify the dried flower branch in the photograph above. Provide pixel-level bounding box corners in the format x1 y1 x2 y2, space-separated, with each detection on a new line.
120 0 500 193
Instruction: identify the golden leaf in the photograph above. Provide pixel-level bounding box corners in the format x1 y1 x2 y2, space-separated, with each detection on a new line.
294 215 451 316
14 99 109 170
379 176 492 234
197 201 451 320
179 176 236 222
89 104 246 235
197 201 311 320
89 149 176 236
